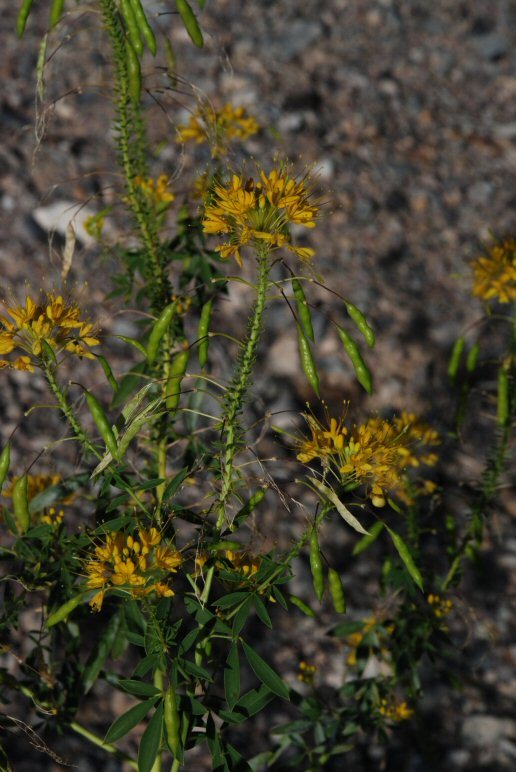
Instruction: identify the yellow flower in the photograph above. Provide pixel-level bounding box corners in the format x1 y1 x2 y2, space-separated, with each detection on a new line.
176 102 259 157
202 165 318 265
297 661 317 685
111 559 146 586
471 237 516 304
0 292 100 370
224 550 261 577
139 527 162 554
134 175 175 208
90 590 105 612
379 698 414 722
155 546 183 572
298 410 439 507
427 593 453 619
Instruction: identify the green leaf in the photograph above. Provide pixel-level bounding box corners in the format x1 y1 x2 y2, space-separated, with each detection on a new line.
111 361 148 409
215 591 249 609
82 610 123 693
105 697 157 743
242 642 290 700
328 621 365 638
162 467 190 502
118 679 161 698
46 592 89 627
29 473 89 513
253 595 272 628
232 596 253 637
352 520 384 556
224 644 240 710
310 479 369 535
138 701 163 772
236 684 276 716
386 526 424 591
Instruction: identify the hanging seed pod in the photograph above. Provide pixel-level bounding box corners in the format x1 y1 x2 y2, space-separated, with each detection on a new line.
309 530 324 602
129 0 157 55
344 301 375 348
12 474 30 533
147 301 176 365
176 0 204 48
447 336 465 382
292 279 314 342
166 345 190 411
296 324 320 396
328 568 346 613
85 391 119 459
337 326 373 395
197 299 212 368
0 443 10 493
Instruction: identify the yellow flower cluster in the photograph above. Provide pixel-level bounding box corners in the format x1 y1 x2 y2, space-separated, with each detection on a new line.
345 615 394 667
471 237 516 304
378 698 414 722
3 474 67 526
298 410 439 507
85 528 182 611
134 175 175 208
223 549 261 578
297 661 317 685
203 167 318 265
0 293 100 372
427 593 453 618
176 103 259 157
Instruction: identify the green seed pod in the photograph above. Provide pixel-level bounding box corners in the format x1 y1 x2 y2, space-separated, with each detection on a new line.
120 0 143 56
47 593 87 627
337 326 373 395
0 443 11 493
129 0 157 55
12 474 30 533
164 683 181 757
466 343 480 373
85 391 119 459
344 301 375 348
197 299 213 368
296 323 320 396
292 279 314 342
16 0 34 37
497 367 509 426
95 354 118 392
288 594 315 618
147 302 177 365
166 345 190 411
125 39 142 104
447 336 465 382
49 0 65 28
328 568 346 614
309 530 324 602
176 0 204 48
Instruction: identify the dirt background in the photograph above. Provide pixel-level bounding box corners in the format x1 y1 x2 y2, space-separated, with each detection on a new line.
0 0 515 770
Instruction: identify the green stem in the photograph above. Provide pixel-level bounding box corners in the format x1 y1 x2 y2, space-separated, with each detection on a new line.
44 365 97 456
216 248 271 528
70 721 138 769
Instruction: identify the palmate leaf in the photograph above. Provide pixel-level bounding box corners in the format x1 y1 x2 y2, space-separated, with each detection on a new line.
242 642 290 700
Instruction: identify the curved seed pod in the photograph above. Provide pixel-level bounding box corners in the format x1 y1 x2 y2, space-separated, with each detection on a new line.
447 336 465 382
289 594 315 618
12 474 30 533
466 343 480 373
120 0 143 56
17 0 34 38
85 391 119 459
309 530 324 602
197 299 212 368
0 444 10 492
164 683 181 757
47 592 88 627
129 0 157 55
96 354 118 392
176 0 204 48
344 301 375 348
292 279 314 342
147 301 177 365
328 568 346 613
337 326 372 395
49 0 65 28
125 39 142 104
497 367 509 426
296 323 320 397
166 345 190 411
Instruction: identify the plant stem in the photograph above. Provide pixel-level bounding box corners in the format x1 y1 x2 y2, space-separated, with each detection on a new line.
44 365 97 456
216 248 271 528
70 721 138 769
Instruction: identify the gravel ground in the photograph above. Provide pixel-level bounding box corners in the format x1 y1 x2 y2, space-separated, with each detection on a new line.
1 0 515 769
